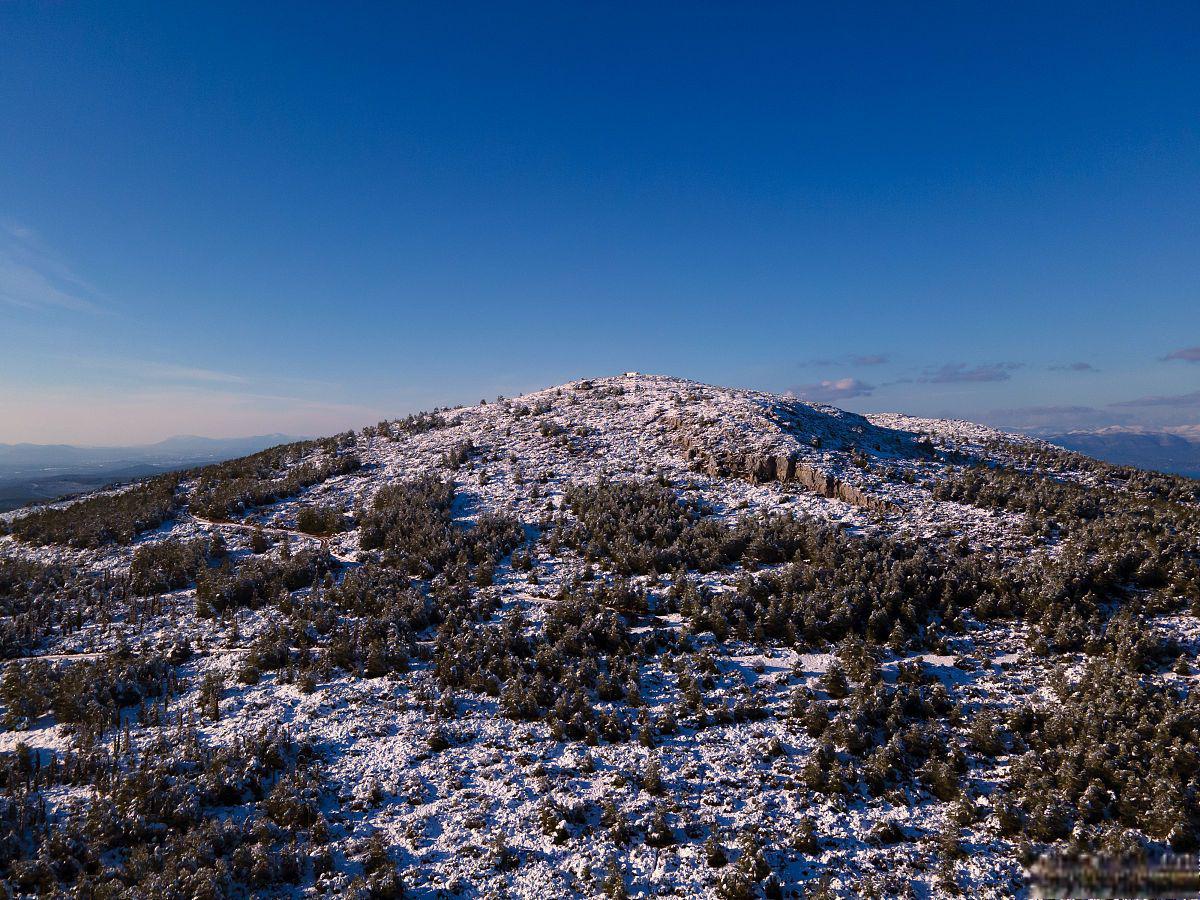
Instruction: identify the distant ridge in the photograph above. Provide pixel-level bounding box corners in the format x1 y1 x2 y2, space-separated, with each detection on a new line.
0 433 304 512
1041 428 1200 479
0 433 301 466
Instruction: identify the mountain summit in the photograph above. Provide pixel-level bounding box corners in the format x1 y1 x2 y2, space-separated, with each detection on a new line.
347 372 1016 529
0 374 1198 898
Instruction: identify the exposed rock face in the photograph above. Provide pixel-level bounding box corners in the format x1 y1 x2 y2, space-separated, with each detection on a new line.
656 381 926 512
678 439 891 512
793 463 888 510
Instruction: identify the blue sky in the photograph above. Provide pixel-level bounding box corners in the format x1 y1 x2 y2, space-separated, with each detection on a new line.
1 2 1198 443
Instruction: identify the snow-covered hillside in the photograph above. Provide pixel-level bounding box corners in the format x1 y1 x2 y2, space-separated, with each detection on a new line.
1 374 1197 899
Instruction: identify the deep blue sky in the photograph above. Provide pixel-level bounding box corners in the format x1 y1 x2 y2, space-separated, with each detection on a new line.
1 2 1198 442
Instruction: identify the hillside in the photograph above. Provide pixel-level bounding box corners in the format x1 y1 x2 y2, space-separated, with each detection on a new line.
0 373 1198 898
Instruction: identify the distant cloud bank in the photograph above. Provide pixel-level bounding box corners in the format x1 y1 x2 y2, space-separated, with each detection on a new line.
1109 389 1200 409
919 362 1022 384
987 403 1130 431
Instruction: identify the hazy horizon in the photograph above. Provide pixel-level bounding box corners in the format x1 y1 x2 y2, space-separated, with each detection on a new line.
0 431 305 449
4 370 1200 449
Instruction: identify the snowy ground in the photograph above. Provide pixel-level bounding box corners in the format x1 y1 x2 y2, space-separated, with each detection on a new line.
0 374 1180 898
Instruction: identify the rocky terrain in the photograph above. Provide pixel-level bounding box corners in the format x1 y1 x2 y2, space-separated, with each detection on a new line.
0 373 1197 898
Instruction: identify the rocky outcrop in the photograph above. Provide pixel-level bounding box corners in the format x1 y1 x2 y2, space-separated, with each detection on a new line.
798 464 886 509
676 436 891 512
779 456 890 511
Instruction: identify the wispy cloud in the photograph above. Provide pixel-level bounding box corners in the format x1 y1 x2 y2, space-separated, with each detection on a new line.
788 377 875 403
801 352 889 368
1161 346 1200 363
1049 361 1098 372
68 357 348 394
919 362 1022 384
1109 390 1200 408
79 357 250 385
999 404 1098 416
0 222 104 313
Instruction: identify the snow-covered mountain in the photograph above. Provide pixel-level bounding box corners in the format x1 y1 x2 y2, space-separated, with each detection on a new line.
1041 426 1200 479
0 374 1197 899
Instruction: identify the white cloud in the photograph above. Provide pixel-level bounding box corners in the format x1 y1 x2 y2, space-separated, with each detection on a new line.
788 377 875 403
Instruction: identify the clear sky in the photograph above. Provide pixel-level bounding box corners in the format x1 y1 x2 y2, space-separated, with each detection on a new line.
1 2 1198 444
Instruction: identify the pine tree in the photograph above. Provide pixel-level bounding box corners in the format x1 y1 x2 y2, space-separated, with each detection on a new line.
250 526 269 554
705 831 728 867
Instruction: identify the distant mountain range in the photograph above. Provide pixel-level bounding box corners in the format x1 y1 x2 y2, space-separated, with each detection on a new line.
0 434 301 512
1039 426 1200 479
